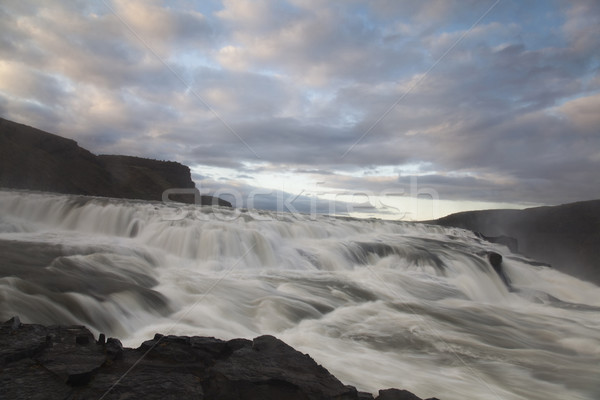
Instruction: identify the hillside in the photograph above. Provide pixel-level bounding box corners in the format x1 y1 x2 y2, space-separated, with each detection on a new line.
434 200 600 285
0 118 231 207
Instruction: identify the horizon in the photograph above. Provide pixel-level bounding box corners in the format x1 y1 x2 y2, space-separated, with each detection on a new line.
1 1 599 220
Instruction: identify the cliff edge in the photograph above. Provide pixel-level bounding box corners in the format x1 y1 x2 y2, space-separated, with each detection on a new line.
434 200 600 286
0 118 231 207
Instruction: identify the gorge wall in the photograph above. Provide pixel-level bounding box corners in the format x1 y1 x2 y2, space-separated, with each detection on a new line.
0 118 230 207
434 200 600 286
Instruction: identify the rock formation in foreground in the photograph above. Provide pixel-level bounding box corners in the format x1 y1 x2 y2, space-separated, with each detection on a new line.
433 200 600 286
1 318 440 400
0 117 231 207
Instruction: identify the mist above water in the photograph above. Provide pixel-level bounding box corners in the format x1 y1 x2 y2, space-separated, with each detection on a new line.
1 190 599 400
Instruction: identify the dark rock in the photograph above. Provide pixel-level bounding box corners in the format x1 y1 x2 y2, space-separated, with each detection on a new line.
0 117 231 207
36 325 106 386
358 391 376 399
0 118 114 197
488 252 502 270
375 388 423 400
106 337 124 360
0 358 73 400
205 335 358 400
374 389 440 400
0 320 52 365
487 252 512 289
76 334 90 345
98 155 232 207
98 333 106 345
1 318 437 400
10 315 21 330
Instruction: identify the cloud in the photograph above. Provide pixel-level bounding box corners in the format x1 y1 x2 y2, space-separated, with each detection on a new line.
113 0 212 49
558 93 600 134
0 60 68 106
0 0 598 211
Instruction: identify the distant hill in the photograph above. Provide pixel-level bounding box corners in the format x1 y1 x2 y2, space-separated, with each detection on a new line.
434 201 600 286
0 117 231 207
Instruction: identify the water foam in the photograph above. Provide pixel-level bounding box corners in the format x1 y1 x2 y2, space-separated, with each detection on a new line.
1 189 598 399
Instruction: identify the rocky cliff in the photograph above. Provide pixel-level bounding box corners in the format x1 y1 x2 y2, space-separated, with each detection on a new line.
0 118 231 207
98 155 231 206
1 318 440 400
434 200 600 286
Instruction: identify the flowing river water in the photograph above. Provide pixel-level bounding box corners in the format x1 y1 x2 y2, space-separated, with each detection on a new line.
0 190 599 399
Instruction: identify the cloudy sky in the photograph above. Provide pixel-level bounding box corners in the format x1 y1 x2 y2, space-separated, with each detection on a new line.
1 0 599 219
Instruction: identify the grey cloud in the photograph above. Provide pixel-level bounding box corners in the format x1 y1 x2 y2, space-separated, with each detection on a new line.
293 169 335 175
0 0 598 209
217 1 428 85
0 94 63 133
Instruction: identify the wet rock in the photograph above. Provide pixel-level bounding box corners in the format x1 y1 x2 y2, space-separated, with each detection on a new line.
375 388 441 400
36 325 105 386
1 318 440 400
10 315 21 330
0 358 73 400
358 390 376 399
76 334 90 345
106 337 123 360
376 388 422 399
0 318 52 365
488 252 503 270
205 335 358 400
488 252 512 289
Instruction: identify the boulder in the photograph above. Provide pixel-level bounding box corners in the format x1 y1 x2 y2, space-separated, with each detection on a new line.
0 318 438 400
205 335 358 400
487 252 511 289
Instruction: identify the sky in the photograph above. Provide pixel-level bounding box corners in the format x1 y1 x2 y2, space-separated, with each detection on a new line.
1 0 599 220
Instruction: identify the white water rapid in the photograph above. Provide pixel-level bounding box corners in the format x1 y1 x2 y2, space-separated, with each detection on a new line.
1 189 599 399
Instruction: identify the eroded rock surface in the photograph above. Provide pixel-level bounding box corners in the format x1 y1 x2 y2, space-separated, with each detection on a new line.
0 318 440 400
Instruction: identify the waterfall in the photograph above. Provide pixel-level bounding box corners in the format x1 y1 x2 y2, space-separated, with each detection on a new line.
1 189 599 400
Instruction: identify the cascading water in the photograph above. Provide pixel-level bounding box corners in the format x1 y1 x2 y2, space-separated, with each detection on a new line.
1 189 599 400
